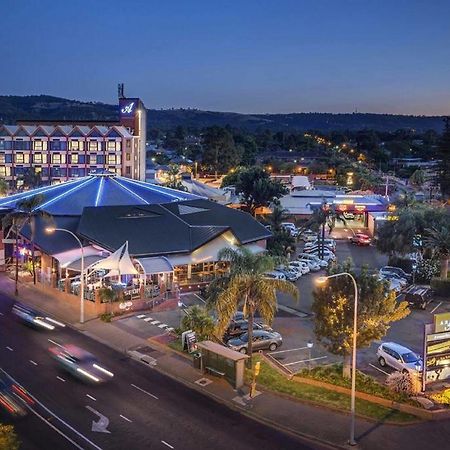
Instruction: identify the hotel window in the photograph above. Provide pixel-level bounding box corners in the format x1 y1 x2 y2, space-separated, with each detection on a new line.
15 153 24 164
34 153 42 164
33 140 48 151
126 140 131 148
50 140 60 151
108 154 118 165
0 167 11 177
107 141 116 152
0 140 5 150
125 166 131 175
126 153 131 161
96 155 104 164
71 154 79 164
89 141 99 152
14 140 30 150
42 154 48 164
52 153 61 164
70 140 84 151
0 153 4 164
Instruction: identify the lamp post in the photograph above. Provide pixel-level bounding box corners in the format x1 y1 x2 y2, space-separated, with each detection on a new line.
46 227 85 324
306 340 314 371
317 272 358 446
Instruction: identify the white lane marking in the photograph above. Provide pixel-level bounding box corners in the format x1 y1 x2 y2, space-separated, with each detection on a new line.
6 346 13 351
57 376 66 382
430 302 442 314
136 314 146 319
150 320 160 325
29 360 38 366
27 404 85 450
161 440 175 449
120 414 132 423
369 363 390 375
158 323 168 328
193 293 206 304
284 356 328 367
270 346 308 355
131 383 159 399
144 317 153 322
0 367 103 450
86 394 97 401
48 338 64 347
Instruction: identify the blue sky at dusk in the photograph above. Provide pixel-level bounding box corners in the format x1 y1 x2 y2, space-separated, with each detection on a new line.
2 0 450 115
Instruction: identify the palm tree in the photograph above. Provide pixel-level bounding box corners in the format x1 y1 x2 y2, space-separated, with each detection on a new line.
424 226 450 278
211 247 299 363
0 178 8 197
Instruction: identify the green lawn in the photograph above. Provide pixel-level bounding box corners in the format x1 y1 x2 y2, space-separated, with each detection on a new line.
249 356 419 424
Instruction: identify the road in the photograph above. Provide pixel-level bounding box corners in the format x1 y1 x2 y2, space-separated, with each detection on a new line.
0 292 326 450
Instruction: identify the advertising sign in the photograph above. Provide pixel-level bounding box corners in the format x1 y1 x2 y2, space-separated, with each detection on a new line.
119 98 138 118
123 287 140 301
434 312 450 333
181 330 198 353
423 325 450 388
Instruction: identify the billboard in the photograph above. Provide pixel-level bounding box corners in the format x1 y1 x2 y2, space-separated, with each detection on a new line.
423 325 450 388
434 312 450 333
119 98 140 129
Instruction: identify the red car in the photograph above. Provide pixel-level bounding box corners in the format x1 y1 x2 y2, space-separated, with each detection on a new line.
349 233 371 246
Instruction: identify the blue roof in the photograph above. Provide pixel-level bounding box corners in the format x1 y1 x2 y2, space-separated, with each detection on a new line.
0 173 202 216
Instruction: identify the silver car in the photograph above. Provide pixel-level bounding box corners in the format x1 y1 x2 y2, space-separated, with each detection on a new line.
227 330 282 354
377 342 422 374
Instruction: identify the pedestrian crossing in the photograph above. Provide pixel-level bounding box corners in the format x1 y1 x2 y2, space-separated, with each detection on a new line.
134 314 175 332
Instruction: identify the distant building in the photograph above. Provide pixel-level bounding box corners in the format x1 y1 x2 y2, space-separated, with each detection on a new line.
0 91 147 188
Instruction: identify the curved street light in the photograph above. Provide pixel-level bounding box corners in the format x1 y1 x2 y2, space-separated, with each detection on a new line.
316 272 358 446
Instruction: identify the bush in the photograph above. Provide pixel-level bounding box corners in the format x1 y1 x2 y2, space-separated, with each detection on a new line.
387 256 414 273
415 258 440 283
428 389 450 406
386 371 417 395
100 312 114 322
431 278 450 297
0 424 20 450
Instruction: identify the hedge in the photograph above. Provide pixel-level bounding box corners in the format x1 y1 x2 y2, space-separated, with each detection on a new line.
431 278 450 297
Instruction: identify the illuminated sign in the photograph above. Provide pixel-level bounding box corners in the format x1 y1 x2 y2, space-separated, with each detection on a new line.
435 313 450 333
121 101 135 115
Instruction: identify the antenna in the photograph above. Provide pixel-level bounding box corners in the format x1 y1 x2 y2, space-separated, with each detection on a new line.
118 83 125 99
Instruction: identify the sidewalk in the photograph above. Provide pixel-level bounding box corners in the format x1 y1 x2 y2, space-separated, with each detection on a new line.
2 275 449 450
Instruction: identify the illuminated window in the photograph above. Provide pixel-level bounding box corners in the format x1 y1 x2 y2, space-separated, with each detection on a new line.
89 141 99 152
15 153 24 163
52 153 61 164
107 141 116 151
71 154 78 164
70 140 84 151
33 140 47 151
0 166 11 177
42 154 48 164
126 140 131 148
0 153 5 163
34 153 42 164
126 153 131 161
108 154 118 165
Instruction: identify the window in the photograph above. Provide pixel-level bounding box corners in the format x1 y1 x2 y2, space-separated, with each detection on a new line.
108 154 118 165
50 140 60 151
14 140 30 150
0 153 4 164
0 140 5 150
70 140 84 151
125 166 131 175
52 153 61 164
0 167 11 177
107 141 116 151
34 153 42 164
71 154 78 164
126 153 131 161
89 141 99 152
126 140 131 148
96 155 104 164
15 153 24 164
34 140 48 151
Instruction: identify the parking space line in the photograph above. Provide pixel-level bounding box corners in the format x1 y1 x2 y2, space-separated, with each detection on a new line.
193 293 206 304
57 376 66 382
151 320 160 325
29 360 38 366
6 346 13 351
369 363 389 375
161 440 175 449
48 338 64 347
86 394 97 401
269 346 308 355
284 356 327 367
430 302 442 314
120 414 132 423
136 314 146 319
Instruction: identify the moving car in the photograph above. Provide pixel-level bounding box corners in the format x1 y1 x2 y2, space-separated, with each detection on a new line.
12 302 57 330
224 320 272 341
49 344 114 383
349 233 371 246
0 372 34 418
377 342 422 373
379 266 412 283
227 330 283 354
402 285 433 310
297 253 328 268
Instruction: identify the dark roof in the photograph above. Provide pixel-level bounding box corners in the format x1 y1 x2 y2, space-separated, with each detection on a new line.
76 200 270 257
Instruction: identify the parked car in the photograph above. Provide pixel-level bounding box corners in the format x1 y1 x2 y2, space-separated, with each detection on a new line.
224 320 272 341
227 330 283 354
281 222 299 237
12 302 56 330
379 266 412 283
379 272 408 288
297 253 328 268
299 229 317 242
349 233 371 246
402 285 433 310
286 265 303 278
296 258 321 272
289 261 309 275
304 239 336 252
0 372 34 418
49 344 114 383
303 247 336 261
378 276 404 294
264 271 286 281
377 342 422 373
276 267 300 281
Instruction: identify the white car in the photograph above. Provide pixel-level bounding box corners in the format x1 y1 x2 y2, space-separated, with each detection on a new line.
305 238 336 251
304 248 336 262
264 271 286 281
297 253 328 268
377 275 404 294
276 266 301 281
296 258 321 272
377 342 422 374
281 222 299 237
289 261 309 275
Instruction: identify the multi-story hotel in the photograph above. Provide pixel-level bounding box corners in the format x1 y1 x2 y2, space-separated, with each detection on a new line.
0 89 147 188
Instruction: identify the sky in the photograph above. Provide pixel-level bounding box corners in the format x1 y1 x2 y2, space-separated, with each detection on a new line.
2 0 450 115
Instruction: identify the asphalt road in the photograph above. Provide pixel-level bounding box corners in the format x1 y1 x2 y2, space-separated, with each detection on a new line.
0 292 326 450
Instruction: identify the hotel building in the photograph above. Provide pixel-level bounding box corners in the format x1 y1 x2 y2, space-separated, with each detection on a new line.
0 93 147 188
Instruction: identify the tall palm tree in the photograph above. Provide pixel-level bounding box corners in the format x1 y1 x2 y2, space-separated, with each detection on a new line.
424 226 450 278
0 178 8 197
211 247 299 363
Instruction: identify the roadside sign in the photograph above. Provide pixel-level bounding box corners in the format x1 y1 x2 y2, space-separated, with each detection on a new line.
181 330 198 353
434 312 450 333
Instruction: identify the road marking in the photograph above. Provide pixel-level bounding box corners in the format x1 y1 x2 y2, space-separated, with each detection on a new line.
29 360 38 366
57 376 66 382
158 323 168 328
161 440 175 449
270 346 308 355
193 292 206 304
120 414 132 423
6 346 13 351
430 302 442 314
144 317 153 322
48 338 64 347
86 394 97 401
137 314 146 319
284 356 328 367
166 327 175 332
131 383 159 399
369 363 390 375
150 320 160 325
86 406 110 434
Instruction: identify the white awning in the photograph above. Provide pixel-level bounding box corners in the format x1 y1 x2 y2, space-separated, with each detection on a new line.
53 246 107 269
136 257 173 275
65 255 106 272
92 241 139 275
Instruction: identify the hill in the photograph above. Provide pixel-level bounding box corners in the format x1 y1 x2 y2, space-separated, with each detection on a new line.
0 95 446 133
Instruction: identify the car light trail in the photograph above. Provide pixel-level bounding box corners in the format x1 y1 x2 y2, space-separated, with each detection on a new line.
93 364 114 377
33 318 55 330
76 368 100 382
45 317 66 327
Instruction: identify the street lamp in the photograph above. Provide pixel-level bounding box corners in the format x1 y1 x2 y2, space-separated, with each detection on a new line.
316 272 358 446
306 340 314 371
45 227 85 324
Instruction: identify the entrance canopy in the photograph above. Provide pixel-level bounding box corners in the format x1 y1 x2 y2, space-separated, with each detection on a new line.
136 257 173 275
92 241 139 275
53 246 106 270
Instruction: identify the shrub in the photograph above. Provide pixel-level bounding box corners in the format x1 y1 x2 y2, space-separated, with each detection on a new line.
100 312 114 322
180 305 215 341
428 389 450 406
431 277 450 297
386 371 417 395
0 424 20 450
415 258 440 283
387 256 414 273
